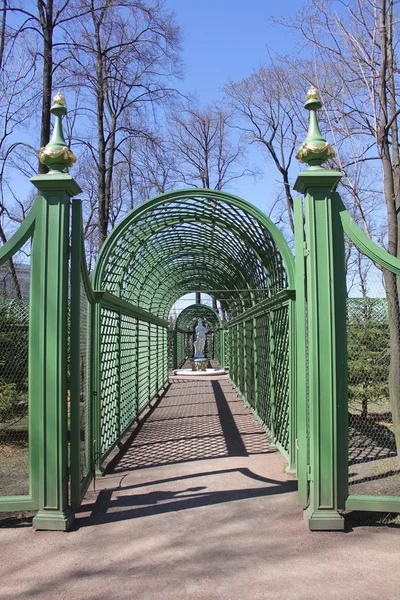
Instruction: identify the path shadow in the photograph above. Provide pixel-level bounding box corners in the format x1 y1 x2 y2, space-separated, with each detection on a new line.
73 467 298 530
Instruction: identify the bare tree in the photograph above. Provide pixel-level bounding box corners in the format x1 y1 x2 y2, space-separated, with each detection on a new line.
0 0 39 297
169 103 255 191
224 63 305 233
3 1 91 172
64 0 182 247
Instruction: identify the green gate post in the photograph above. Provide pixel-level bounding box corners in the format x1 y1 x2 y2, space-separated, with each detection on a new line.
294 195 309 505
294 87 347 530
31 94 81 530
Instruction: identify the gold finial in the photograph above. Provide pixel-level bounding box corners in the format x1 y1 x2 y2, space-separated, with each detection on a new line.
295 86 335 167
37 91 76 172
53 92 66 106
306 86 319 100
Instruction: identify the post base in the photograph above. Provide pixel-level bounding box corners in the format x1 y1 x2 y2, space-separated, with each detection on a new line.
285 463 297 476
304 505 345 531
33 506 75 531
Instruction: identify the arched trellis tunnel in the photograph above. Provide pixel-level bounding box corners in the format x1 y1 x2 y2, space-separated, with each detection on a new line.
91 189 296 471
4 91 400 533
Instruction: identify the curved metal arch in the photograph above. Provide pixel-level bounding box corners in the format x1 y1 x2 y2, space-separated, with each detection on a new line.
175 303 221 332
118 221 269 299
93 189 295 290
97 212 284 303
152 275 249 320
130 247 259 310
120 236 264 308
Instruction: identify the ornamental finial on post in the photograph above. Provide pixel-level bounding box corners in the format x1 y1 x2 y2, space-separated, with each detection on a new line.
38 93 76 173
296 86 335 168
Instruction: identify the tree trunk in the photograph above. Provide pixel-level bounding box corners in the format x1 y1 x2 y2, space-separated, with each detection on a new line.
37 0 53 174
378 0 400 452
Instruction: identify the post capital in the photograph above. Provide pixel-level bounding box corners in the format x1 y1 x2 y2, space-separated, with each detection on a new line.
294 167 342 195
30 172 82 197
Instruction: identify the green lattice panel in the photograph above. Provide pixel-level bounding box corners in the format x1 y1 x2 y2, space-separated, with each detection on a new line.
168 330 174 370
224 329 230 369
176 331 185 366
272 305 290 452
157 326 167 389
149 323 158 398
245 319 255 409
185 332 194 359
79 277 91 480
255 313 272 431
238 324 245 393
100 308 119 456
0 297 30 498
214 330 221 366
229 326 238 386
120 314 138 432
137 320 150 413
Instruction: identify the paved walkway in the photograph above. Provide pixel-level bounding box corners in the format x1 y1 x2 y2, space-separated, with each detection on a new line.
1 377 400 600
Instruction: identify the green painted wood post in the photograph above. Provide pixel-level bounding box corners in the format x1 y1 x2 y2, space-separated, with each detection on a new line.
294 195 309 505
294 87 347 530
31 94 81 531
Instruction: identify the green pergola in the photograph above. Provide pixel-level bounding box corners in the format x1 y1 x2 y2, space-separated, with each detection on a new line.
3 89 400 533
93 189 295 318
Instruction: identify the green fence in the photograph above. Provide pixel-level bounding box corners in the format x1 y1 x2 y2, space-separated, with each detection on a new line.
70 200 95 508
226 290 295 463
96 299 169 464
0 200 44 515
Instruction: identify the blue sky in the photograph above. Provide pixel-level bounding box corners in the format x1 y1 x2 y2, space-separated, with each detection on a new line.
166 0 303 102
165 0 307 213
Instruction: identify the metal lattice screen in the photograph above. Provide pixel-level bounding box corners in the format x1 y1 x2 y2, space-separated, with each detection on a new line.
175 331 185 368
224 328 230 370
100 308 119 456
79 277 91 483
346 259 400 497
0 296 30 498
214 329 222 366
100 306 168 460
227 303 291 457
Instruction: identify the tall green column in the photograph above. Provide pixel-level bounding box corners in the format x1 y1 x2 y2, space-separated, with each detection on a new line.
294 87 347 531
31 93 81 531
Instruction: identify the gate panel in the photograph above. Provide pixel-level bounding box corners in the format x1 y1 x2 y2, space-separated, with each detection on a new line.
0 204 38 513
339 198 400 513
225 293 294 465
99 308 119 457
346 254 400 502
272 305 290 454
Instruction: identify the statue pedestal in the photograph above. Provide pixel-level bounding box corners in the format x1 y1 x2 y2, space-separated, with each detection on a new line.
191 358 208 372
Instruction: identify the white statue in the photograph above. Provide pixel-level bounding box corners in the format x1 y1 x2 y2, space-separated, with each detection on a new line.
193 318 208 358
